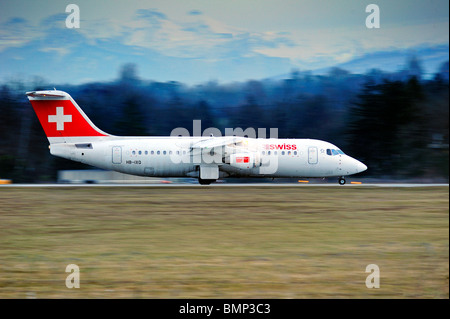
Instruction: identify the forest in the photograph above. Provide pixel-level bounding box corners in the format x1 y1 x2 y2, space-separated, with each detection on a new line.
0 59 448 182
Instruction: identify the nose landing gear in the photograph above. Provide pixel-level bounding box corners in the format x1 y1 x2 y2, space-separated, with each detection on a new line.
338 177 346 185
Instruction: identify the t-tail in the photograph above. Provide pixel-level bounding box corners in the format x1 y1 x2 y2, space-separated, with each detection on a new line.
26 90 110 144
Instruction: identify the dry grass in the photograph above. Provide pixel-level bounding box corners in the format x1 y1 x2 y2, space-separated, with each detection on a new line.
0 186 448 298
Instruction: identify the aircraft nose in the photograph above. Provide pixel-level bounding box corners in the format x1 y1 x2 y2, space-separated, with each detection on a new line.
356 161 367 173
340 157 368 175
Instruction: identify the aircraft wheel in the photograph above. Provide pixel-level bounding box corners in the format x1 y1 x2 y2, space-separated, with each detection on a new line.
338 177 346 185
198 178 215 185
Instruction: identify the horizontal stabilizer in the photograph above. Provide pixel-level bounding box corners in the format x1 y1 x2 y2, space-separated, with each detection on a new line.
26 91 66 98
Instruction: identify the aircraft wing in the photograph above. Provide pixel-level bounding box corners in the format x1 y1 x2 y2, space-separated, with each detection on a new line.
190 136 244 152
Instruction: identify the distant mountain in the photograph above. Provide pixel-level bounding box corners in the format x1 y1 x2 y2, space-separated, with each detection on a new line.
314 44 449 78
266 44 449 82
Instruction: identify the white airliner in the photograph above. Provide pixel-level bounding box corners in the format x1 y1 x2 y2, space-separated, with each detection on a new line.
26 90 367 185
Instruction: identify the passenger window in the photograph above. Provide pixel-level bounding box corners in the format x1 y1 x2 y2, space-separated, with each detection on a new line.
163 151 167 155
268 151 271 155
138 151 142 155
151 150 154 155
132 150 136 155
262 151 266 155
281 151 285 155
294 151 297 155
157 151 160 155
274 151 278 155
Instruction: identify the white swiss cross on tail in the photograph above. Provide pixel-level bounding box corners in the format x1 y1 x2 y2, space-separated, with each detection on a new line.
48 107 72 130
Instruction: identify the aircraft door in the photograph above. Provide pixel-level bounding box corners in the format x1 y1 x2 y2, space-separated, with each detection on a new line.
308 146 318 164
112 146 122 164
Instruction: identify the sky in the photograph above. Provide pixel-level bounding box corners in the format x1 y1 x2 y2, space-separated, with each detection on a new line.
0 0 448 84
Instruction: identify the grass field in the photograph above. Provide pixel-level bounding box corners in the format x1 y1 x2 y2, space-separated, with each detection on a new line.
0 186 448 298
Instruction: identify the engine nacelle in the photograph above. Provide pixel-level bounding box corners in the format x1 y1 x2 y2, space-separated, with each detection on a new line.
229 153 261 169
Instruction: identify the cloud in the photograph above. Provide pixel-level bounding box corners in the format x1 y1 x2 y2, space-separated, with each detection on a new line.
40 13 67 29
38 46 71 56
188 10 203 16
136 9 167 21
118 9 300 62
0 2 447 84
0 17 42 51
6 17 27 24
10 5 444 70
253 20 449 70
122 10 239 58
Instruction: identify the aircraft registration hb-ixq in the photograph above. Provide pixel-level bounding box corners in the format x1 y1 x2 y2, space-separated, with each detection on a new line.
26 90 367 185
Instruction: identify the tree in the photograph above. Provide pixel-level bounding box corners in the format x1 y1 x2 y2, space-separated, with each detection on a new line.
114 93 148 136
346 79 427 177
119 63 140 86
192 100 215 129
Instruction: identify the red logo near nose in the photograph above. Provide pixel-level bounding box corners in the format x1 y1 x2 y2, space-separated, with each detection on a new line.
236 156 250 163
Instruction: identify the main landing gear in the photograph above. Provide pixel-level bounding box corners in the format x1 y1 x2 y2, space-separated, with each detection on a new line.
338 177 346 185
198 178 215 185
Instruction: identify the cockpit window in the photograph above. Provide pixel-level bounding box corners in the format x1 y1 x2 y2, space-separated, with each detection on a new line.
327 148 345 156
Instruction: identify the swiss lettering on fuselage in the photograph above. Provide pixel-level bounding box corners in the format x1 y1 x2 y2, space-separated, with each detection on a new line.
263 143 297 151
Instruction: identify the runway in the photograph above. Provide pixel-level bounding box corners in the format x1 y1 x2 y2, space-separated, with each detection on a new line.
1 183 448 188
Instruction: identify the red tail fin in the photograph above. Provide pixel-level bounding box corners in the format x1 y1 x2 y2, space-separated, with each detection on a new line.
26 90 109 143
